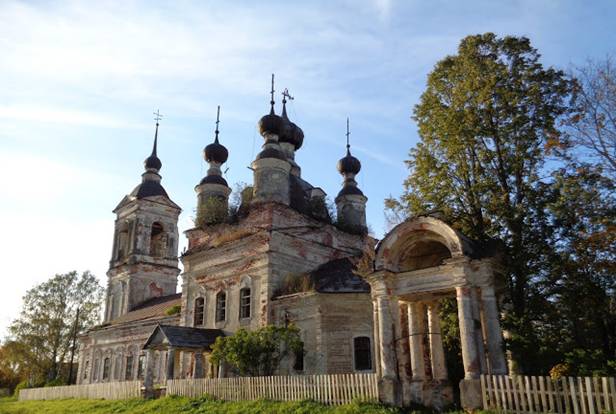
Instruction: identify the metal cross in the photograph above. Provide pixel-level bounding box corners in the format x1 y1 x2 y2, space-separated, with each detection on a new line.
215 105 220 141
346 117 350 150
282 88 294 102
153 109 163 123
270 74 275 106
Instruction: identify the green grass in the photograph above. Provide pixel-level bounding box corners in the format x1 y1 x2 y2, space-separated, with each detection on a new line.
0 396 449 414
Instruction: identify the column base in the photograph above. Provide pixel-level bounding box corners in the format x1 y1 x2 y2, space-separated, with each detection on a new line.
459 378 482 411
378 376 401 406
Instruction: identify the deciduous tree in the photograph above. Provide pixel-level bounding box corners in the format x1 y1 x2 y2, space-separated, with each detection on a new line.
7 271 103 384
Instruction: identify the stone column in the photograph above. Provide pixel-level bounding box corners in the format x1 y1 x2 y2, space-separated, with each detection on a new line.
408 302 426 381
371 298 382 377
166 348 176 380
480 286 508 374
143 349 155 398
408 302 427 404
393 301 412 406
427 301 447 381
456 286 480 379
470 288 488 374
376 295 400 405
376 296 397 379
456 285 482 411
194 351 204 379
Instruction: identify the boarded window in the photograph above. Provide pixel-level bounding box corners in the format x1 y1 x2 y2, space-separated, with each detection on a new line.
354 336 372 371
194 297 205 326
239 288 251 319
216 291 226 322
102 357 110 380
125 355 134 380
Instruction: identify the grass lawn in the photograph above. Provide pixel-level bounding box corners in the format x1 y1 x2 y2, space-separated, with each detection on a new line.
0 395 459 414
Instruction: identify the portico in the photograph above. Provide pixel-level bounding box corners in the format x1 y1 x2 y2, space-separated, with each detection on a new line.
366 216 507 410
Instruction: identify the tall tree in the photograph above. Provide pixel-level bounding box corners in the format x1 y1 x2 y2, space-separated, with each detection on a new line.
7 271 103 385
386 33 575 372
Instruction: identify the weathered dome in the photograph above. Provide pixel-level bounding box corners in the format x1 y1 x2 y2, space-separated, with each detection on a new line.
256 146 287 160
199 174 228 186
337 150 361 175
258 109 283 138
204 139 228 164
279 102 304 150
144 153 162 171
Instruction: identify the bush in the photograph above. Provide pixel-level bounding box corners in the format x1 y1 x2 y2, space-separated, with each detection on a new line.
13 380 28 397
195 196 229 227
44 378 65 387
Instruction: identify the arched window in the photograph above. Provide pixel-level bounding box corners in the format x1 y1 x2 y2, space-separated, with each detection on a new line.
293 347 304 372
137 354 146 379
150 222 165 257
216 291 226 322
102 357 111 380
116 222 129 260
239 288 251 319
113 354 122 380
93 358 100 381
353 336 372 371
194 297 205 326
125 355 134 380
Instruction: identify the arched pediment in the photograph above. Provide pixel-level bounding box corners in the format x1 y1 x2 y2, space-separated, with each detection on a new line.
375 216 476 272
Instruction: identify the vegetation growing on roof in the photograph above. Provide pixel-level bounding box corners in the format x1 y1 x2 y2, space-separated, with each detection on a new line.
164 305 181 316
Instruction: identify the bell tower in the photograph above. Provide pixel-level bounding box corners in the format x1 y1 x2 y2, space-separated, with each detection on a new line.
104 112 181 322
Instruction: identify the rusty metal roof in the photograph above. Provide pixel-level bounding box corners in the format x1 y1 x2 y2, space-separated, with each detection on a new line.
109 293 181 325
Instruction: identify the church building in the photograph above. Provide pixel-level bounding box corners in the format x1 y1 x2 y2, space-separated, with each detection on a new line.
77 78 507 409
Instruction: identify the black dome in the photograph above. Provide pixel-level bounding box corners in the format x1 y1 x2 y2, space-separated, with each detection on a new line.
200 174 228 186
144 154 162 171
256 146 287 160
337 185 364 197
204 140 228 164
337 152 361 175
131 180 168 199
280 121 304 150
258 110 283 138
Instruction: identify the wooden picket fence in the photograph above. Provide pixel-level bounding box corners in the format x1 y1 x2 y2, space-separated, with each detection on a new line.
481 374 616 414
18 380 142 401
166 373 379 405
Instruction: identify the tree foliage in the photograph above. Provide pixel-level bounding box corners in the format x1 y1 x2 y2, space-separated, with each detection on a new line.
387 33 615 375
562 57 616 180
210 325 303 377
7 271 103 385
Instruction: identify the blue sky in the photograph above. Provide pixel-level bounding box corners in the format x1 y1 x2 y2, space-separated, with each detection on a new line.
1 0 615 337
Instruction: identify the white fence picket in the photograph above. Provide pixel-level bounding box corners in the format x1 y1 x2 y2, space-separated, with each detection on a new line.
165 373 377 405
19 381 142 401
481 374 616 414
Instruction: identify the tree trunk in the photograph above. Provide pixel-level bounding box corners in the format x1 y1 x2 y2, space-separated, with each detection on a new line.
67 308 80 384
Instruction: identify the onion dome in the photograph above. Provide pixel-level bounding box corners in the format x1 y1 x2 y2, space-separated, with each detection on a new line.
144 121 162 172
258 74 283 138
204 108 228 164
279 94 304 150
337 149 361 175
